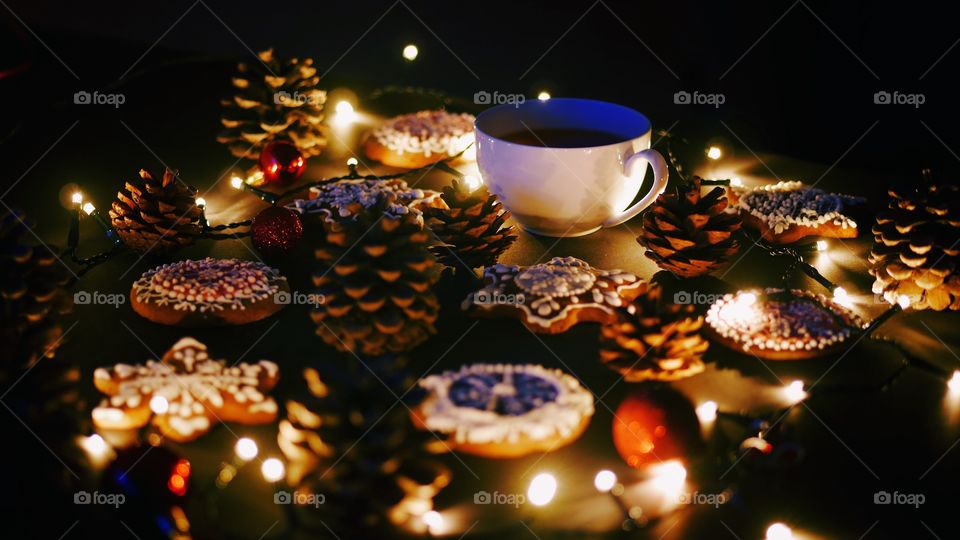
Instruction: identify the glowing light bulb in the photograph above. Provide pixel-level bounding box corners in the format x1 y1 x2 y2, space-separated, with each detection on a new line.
784 380 806 402
235 438 259 461
79 433 114 468
402 44 419 61
81 434 109 458
594 470 617 492
832 286 853 308
766 523 793 540
463 174 482 191
949 371 960 394
346 157 359 167
706 146 722 160
422 510 443 533
71 192 83 205
333 100 358 126
195 197 206 208
730 177 743 187
149 396 169 414
230 176 244 189
897 295 911 309
82 202 95 215
816 239 828 252
527 473 557 506
649 460 687 494
537 91 551 101
719 291 760 326
696 401 718 423
261 458 285 482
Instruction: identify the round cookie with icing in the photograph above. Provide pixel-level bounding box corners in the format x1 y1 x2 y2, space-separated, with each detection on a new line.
412 363 594 458
463 256 646 333
287 178 447 222
131 258 289 327
92 337 279 442
704 288 867 360
730 181 865 245
364 110 475 168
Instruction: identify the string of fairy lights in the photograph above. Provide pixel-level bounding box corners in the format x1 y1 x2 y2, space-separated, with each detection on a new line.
57 42 957 540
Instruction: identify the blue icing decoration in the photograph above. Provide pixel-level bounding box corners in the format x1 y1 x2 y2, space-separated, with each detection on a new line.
449 372 559 416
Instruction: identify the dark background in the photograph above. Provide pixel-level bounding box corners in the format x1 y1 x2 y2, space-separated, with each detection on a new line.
2 0 959 180
2 1 960 539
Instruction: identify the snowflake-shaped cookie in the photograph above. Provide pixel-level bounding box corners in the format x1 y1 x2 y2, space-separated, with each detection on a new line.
92 337 279 441
463 256 645 333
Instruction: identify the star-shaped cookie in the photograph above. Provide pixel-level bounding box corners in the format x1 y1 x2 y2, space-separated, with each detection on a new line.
92 337 279 442
462 256 645 333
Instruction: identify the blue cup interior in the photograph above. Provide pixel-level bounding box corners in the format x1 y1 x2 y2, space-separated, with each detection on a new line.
475 98 651 146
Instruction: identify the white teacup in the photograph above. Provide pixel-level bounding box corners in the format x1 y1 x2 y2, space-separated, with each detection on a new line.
475 98 669 237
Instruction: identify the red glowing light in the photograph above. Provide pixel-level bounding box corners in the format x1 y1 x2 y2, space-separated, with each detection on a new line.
174 459 191 477
167 458 190 496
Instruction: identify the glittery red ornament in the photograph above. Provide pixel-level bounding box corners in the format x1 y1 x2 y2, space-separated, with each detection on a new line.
252 206 303 257
259 140 306 184
612 386 703 470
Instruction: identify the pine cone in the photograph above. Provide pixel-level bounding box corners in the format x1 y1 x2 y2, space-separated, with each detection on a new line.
0 210 87 533
423 179 517 269
600 285 708 381
869 175 960 310
278 356 450 534
109 168 202 255
0 210 73 371
218 49 328 159
639 177 741 277
312 193 440 356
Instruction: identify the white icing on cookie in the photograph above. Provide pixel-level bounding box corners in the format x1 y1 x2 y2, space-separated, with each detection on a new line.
91 337 279 439
372 110 475 157
733 181 864 234
464 256 643 330
705 288 866 353
418 363 594 445
133 258 283 313
287 178 443 222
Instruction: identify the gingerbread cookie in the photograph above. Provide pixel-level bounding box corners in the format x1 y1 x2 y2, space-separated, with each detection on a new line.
704 288 867 360
412 363 594 458
131 258 289 327
364 110 475 168
288 178 447 221
463 256 645 333
730 181 864 244
92 337 279 441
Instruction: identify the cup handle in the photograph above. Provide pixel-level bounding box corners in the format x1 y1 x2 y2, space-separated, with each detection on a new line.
601 148 669 228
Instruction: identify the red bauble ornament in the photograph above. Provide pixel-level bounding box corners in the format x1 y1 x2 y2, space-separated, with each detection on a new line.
259 140 306 184
612 386 704 469
252 206 303 257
